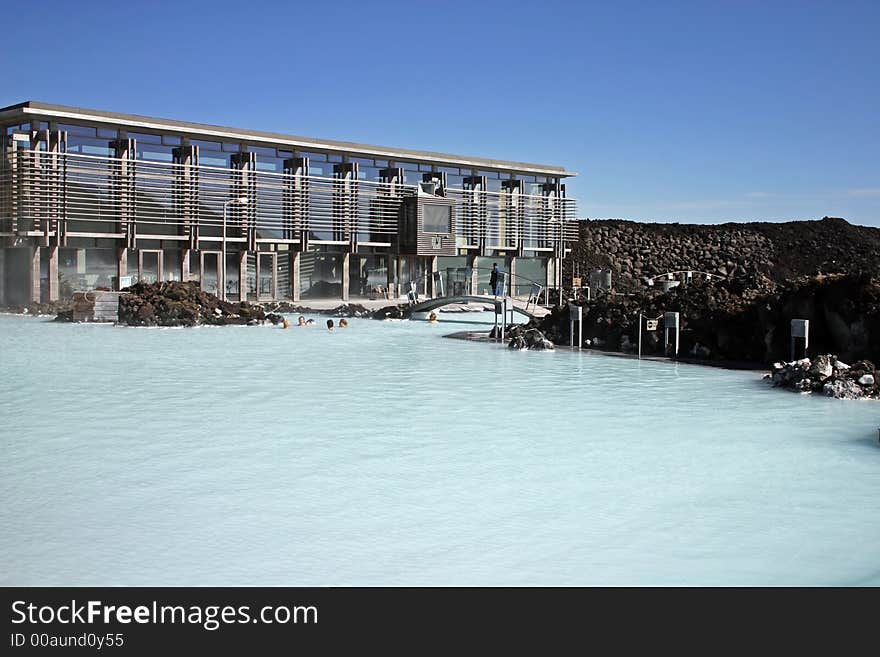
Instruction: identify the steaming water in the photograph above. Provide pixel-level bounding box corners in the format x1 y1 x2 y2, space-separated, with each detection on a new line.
1 312 878 586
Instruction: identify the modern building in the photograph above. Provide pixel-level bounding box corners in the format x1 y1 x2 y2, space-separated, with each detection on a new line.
0 101 578 306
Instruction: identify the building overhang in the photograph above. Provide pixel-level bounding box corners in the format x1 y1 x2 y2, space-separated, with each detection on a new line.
0 101 579 179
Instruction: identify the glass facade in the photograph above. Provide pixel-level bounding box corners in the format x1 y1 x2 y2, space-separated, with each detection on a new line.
300 252 343 299
0 102 575 304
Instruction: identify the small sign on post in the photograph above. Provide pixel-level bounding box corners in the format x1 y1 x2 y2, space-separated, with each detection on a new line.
646 319 658 331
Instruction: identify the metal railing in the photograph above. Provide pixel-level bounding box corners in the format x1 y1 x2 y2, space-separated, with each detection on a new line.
0 149 578 248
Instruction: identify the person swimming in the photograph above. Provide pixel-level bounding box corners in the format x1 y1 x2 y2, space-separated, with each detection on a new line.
339 318 348 328
282 318 290 329
428 311 438 323
297 315 307 327
326 319 334 330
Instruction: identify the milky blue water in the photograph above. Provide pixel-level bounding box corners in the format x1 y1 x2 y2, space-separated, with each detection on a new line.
1 312 878 586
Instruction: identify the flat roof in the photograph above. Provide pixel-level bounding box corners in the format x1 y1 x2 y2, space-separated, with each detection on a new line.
0 101 578 178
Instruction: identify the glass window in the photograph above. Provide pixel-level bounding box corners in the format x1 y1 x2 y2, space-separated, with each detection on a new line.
447 174 464 189
423 204 452 234
130 132 162 145
59 123 97 137
137 143 175 162
248 145 276 157
358 166 381 181
192 139 221 151
199 153 230 167
300 151 328 162
66 135 113 156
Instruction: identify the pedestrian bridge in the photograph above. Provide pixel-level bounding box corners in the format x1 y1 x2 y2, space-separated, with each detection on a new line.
406 295 549 321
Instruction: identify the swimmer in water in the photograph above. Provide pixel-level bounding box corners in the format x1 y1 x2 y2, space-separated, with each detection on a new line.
428 311 438 323
282 318 290 329
326 319 334 330
305 318 315 326
297 316 306 326
339 318 348 328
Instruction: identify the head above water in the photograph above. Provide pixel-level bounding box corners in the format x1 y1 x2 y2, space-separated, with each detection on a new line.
327 319 334 330
339 318 348 328
297 316 306 325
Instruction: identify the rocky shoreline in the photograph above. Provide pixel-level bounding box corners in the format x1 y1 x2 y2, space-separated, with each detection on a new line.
767 355 877 399
41 281 408 327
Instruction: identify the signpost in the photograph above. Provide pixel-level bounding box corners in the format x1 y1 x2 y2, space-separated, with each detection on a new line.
638 313 663 359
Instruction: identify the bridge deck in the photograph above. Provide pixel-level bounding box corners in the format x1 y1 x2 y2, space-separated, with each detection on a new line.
407 295 549 320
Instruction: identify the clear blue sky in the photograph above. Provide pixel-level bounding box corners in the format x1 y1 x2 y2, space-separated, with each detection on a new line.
2 0 878 225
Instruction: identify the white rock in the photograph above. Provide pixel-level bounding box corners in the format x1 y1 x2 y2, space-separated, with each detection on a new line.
857 374 874 386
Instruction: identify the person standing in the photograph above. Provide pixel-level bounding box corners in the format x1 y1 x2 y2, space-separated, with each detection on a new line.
490 263 501 297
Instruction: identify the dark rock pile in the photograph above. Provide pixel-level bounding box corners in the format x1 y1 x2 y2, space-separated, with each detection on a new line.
767 355 877 399
532 273 880 366
507 326 555 351
568 217 880 292
1 300 73 317
116 281 270 327
372 304 407 320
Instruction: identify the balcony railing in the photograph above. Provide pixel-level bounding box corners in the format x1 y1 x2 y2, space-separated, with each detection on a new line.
0 149 578 248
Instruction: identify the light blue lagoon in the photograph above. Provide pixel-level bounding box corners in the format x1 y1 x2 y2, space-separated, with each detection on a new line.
1 313 878 585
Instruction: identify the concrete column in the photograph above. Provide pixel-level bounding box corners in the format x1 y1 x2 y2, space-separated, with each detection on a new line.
238 251 247 301
428 255 439 298
508 256 517 298
30 246 40 303
117 248 128 287
341 252 350 301
546 257 556 305
46 246 59 301
468 254 479 295
181 248 191 282
0 249 5 305
291 251 301 302
386 254 396 299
